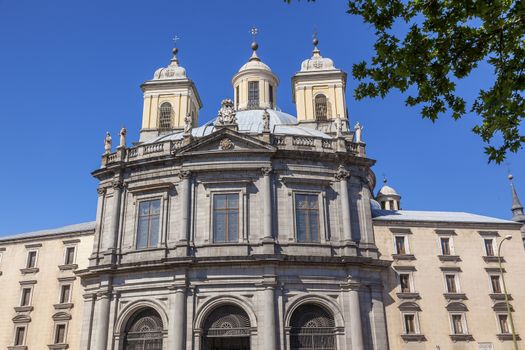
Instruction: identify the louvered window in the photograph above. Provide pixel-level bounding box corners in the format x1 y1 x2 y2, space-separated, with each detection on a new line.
159 102 172 130
314 94 327 120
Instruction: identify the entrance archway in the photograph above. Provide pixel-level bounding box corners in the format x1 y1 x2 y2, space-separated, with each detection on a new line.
123 308 164 350
202 304 251 350
290 304 336 350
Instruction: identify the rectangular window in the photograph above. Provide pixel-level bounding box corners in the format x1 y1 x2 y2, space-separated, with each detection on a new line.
213 194 239 243
395 236 406 254
14 326 25 346
404 314 416 334
269 85 274 108
440 237 451 255
490 275 502 294
136 199 161 249
399 274 411 293
484 239 495 256
54 324 66 344
59 284 71 304
498 314 510 334
295 194 320 242
235 85 240 109
445 274 458 293
27 250 37 268
248 81 259 108
64 246 75 265
452 314 465 334
20 288 32 306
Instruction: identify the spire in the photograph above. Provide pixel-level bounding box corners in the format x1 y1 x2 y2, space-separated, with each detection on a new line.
508 174 525 223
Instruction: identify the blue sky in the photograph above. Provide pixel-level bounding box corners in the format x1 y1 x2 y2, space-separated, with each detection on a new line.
0 0 523 235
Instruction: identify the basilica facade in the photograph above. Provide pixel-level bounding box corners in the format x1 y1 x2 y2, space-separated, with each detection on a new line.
1 37 525 350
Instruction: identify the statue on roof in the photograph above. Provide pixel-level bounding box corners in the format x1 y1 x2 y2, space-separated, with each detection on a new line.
354 122 363 143
104 132 112 154
184 114 193 135
119 127 127 149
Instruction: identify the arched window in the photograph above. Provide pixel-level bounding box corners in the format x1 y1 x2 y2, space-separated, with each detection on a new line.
202 305 251 350
159 102 172 130
124 308 163 350
290 304 336 350
314 94 328 120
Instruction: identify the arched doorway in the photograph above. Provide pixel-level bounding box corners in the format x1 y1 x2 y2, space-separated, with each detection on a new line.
123 308 164 350
202 304 251 350
290 304 336 350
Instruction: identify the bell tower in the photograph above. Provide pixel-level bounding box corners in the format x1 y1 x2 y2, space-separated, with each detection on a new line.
292 37 348 125
139 47 202 142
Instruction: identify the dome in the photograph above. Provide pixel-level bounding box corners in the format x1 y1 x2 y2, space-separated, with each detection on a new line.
300 48 335 72
378 185 399 197
370 199 382 210
145 109 332 144
153 48 187 80
237 42 273 73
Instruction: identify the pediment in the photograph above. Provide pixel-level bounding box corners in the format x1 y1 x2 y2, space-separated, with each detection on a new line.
175 128 275 156
12 314 31 323
52 311 72 321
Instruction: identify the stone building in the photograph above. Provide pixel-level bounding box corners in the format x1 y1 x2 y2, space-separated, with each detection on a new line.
0 36 524 350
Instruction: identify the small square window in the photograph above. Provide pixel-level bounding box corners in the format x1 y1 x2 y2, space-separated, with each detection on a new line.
20 287 32 306
64 246 76 265
490 275 502 294
54 324 66 344
394 236 407 254
445 274 458 293
498 314 510 334
14 326 26 346
59 284 71 304
403 313 418 334
484 239 495 256
399 274 411 293
26 250 37 268
213 193 239 243
451 314 466 334
136 199 161 249
294 193 320 243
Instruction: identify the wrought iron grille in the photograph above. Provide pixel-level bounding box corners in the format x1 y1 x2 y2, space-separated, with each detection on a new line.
203 305 251 338
158 102 173 130
124 309 164 350
314 94 328 121
290 304 336 350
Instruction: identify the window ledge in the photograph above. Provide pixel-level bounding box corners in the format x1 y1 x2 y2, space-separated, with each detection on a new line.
58 264 78 271
483 256 503 263
450 334 474 342
20 267 39 274
392 254 416 261
53 303 74 310
8 346 27 350
47 344 69 349
438 255 461 262
14 306 33 313
489 293 512 301
443 293 467 300
401 334 426 342
497 333 520 341
396 292 421 300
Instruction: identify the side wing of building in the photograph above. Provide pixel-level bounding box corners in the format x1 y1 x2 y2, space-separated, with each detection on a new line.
0 222 95 349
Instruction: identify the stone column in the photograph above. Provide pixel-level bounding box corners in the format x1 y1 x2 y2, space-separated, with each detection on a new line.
261 167 273 240
335 165 352 242
91 188 106 263
79 293 96 350
260 284 277 350
168 286 187 349
179 170 191 242
348 284 364 350
92 291 111 350
105 180 123 253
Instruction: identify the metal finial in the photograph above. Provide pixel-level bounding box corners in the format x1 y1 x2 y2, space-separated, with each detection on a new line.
312 30 319 47
508 173 514 181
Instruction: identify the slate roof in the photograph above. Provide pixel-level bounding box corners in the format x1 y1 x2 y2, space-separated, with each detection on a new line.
0 221 96 242
372 209 516 224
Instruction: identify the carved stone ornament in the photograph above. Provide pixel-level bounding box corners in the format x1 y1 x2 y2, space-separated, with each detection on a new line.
178 170 191 179
335 165 350 180
112 179 125 189
219 138 234 150
262 109 270 132
97 187 107 196
215 99 237 126
261 167 272 176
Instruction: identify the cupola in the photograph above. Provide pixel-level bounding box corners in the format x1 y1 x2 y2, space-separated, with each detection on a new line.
376 178 401 210
292 37 348 124
139 47 202 142
231 41 279 111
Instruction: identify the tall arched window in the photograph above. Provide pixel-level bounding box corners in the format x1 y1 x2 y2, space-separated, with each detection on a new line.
290 304 336 350
124 308 164 350
159 102 172 130
202 305 251 350
314 94 328 121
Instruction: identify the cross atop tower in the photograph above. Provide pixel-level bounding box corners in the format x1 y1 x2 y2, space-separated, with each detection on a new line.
250 27 258 41
172 35 180 46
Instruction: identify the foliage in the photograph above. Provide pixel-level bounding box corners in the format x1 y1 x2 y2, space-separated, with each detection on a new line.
287 0 525 163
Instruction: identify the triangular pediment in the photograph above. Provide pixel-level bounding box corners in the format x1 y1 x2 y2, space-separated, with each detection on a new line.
175 127 276 156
